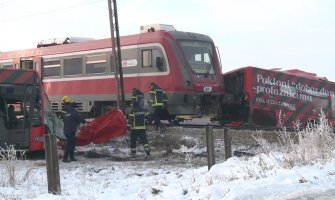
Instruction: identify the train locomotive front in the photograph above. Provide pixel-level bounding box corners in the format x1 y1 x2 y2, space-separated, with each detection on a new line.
161 29 223 120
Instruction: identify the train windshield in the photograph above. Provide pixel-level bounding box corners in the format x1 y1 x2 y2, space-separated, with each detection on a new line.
178 40 215 75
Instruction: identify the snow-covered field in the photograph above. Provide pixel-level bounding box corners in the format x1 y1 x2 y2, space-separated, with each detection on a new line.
1 126 335 200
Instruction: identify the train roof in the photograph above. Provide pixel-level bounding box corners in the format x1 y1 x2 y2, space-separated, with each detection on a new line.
37 37 95 48
0 29 213 60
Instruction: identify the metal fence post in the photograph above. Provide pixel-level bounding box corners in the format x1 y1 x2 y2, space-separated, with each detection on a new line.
45 134 61 195
206 126 215 170
224 128 232 160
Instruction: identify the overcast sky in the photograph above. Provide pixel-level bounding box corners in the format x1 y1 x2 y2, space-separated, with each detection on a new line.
1 0 334 81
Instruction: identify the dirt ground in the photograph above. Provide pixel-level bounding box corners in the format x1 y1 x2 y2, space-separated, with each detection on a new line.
75 126 282 167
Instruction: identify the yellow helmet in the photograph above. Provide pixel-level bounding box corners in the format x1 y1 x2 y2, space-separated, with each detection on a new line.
62 96 71 103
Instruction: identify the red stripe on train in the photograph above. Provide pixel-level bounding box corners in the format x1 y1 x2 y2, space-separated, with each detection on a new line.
13 71 33 84
0 70 14 82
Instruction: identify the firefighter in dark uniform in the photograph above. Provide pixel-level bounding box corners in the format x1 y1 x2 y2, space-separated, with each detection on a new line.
149 83 167 131
61 96 87 163
127 101 150 156
131 88 144 107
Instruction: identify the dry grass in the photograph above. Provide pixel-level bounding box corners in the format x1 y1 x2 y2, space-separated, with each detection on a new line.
254 111 335 168
0 145 30 187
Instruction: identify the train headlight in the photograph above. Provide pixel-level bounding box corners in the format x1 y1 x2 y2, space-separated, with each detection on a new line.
203 86 212 93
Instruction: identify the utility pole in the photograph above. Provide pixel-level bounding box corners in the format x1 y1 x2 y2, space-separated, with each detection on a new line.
107 0 125 110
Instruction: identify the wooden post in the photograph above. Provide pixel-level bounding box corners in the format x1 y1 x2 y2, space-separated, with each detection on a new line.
45 134 61 195
224 128 232 160
205 126 215 170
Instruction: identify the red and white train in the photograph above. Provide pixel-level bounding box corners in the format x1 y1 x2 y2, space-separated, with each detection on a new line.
0 24 224 119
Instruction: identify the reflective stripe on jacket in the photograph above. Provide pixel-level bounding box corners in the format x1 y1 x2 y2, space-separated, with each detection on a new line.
127 105 148 130
131 89 144 102
149 88 166 107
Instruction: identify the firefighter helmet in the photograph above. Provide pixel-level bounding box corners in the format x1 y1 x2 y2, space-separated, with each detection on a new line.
62 96 71 103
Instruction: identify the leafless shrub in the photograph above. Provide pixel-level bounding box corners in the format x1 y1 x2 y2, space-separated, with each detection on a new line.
205 175 214 185
258 156 273 171
255 110 335 168
276 126 298 154
252 130 273 154
244 165 260 179
0 144 27 187
242 156 270 180
178 145 194 161
222 172 238 181
292 111 335 164
22 167 34 182
0 192 20 200
177 135 203 162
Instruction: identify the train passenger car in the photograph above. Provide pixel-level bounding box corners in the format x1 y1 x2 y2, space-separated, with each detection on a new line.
0 68 65 151
220 66 335 128
0 24 223 119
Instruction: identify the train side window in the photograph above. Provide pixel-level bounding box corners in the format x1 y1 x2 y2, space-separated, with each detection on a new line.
64 57 83 75
86 54 107 74
1 63 13 69
141 48 166 72
152 49 166 71
43 60 61 77
20 59 34 70
142 49 152 67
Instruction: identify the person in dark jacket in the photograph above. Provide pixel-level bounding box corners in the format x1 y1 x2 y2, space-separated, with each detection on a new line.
127 101 150 156
131 88 144 106
61 96 87 163
7 105 18 128
148 83 168 131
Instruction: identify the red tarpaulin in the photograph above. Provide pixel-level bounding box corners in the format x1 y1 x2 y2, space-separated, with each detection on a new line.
75 108 127 146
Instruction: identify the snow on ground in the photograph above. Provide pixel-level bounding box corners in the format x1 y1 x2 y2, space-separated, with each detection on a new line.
1 128 335 199
1 153 335 200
